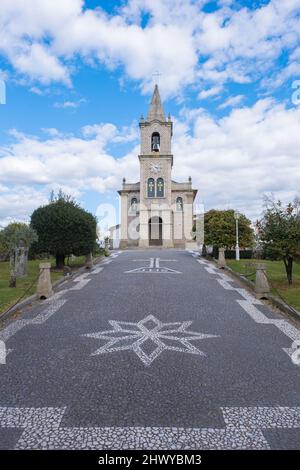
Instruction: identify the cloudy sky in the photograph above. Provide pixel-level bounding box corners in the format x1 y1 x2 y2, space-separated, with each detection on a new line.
0 0 300 230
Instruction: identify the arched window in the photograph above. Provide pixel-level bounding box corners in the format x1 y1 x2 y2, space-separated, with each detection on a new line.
156 178 164 197
176 197 183 211
131 197 138 212
147 178 155 198
151 132 160 152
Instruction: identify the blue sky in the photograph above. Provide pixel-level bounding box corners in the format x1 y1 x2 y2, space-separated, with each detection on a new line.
0 0 300 231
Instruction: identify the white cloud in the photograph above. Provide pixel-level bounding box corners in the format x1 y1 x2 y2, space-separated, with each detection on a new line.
29 86 44 95
198 86 223 100
172 98 300 219
0 186 48 226
0 122 139 225
0 1 299 95
218 94 244 109
13 44 71 86
54 98 86 109
41 128 64 137
81 123 139 144
0 98 300 225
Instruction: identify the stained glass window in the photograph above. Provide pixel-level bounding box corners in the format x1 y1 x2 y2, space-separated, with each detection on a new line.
147 178 155 197
156 178 164 197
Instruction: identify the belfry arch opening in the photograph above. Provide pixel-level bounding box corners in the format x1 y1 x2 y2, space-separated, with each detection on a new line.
151 132 160 152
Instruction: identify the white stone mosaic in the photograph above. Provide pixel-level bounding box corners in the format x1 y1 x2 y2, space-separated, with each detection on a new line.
1 406 300 449
204 266 218 274
275 320 300 341
222 406 300 429
45 289 68 301
0 299 66 343
71 280 90 290
125 258 181 274
197 259 209 265
237 297 300 364
235 288 263 305
110 252 122 258
236 300 271 324
194 255 300 367
90 266 104 274
216 272 235 282
69 272 91 290
83 314 218 366
0 258 110 356
217 279 236 290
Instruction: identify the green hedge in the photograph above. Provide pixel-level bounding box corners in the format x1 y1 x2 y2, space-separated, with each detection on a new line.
212 246 253 259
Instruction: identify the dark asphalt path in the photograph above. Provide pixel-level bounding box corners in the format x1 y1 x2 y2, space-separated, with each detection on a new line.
0 249 300 449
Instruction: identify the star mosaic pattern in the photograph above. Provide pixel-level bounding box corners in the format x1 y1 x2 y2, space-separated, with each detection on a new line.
83 315 219 366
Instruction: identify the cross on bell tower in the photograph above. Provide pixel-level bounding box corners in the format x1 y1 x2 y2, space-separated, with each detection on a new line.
152 70 162 84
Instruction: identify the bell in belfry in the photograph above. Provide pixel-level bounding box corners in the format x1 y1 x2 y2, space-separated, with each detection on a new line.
151 131 160 152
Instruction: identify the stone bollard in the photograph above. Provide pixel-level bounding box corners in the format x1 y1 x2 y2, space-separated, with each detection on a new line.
36 263 53 300
201 244 207 258
63 266 72 276
255 263 270 299
218 247 226 269
85 252 93 269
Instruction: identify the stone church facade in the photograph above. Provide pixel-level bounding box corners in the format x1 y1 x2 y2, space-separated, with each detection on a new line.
118 85 197 248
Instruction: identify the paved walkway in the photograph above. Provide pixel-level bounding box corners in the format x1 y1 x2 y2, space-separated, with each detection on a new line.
0 249 300 449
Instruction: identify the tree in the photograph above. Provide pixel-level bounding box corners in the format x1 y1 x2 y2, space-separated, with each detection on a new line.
204 209 253 249
0 230 9 260
2 223 38 287
256 197 300 285
30 193 97 268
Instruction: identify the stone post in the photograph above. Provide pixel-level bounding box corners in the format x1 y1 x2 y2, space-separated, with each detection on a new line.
85 252 93 269
218 247 226 269
255 263 270 299
104 238 110 251
36 263 53 299
15 242 29 277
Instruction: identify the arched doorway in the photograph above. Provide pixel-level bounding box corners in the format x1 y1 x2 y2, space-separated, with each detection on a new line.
149 216 162 246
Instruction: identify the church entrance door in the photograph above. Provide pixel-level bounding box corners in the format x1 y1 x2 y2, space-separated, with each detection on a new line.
149 217 163 246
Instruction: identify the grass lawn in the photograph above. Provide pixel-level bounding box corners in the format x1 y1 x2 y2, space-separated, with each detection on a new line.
0 256 89 315
227 259 300 312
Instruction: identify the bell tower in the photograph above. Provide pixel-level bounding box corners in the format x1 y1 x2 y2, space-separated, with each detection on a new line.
138 84 174 247
118 83 197 250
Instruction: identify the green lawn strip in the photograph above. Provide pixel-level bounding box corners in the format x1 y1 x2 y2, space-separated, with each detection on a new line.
65 255 86 268
227 259 300 311
0 253 106 315
0 259 62 314
0 257 78 313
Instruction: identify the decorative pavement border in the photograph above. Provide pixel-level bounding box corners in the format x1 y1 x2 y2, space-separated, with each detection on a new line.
192 254 300 365
0 406 300 449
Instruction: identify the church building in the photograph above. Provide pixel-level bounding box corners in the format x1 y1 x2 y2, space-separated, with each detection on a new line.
118 85 197 248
